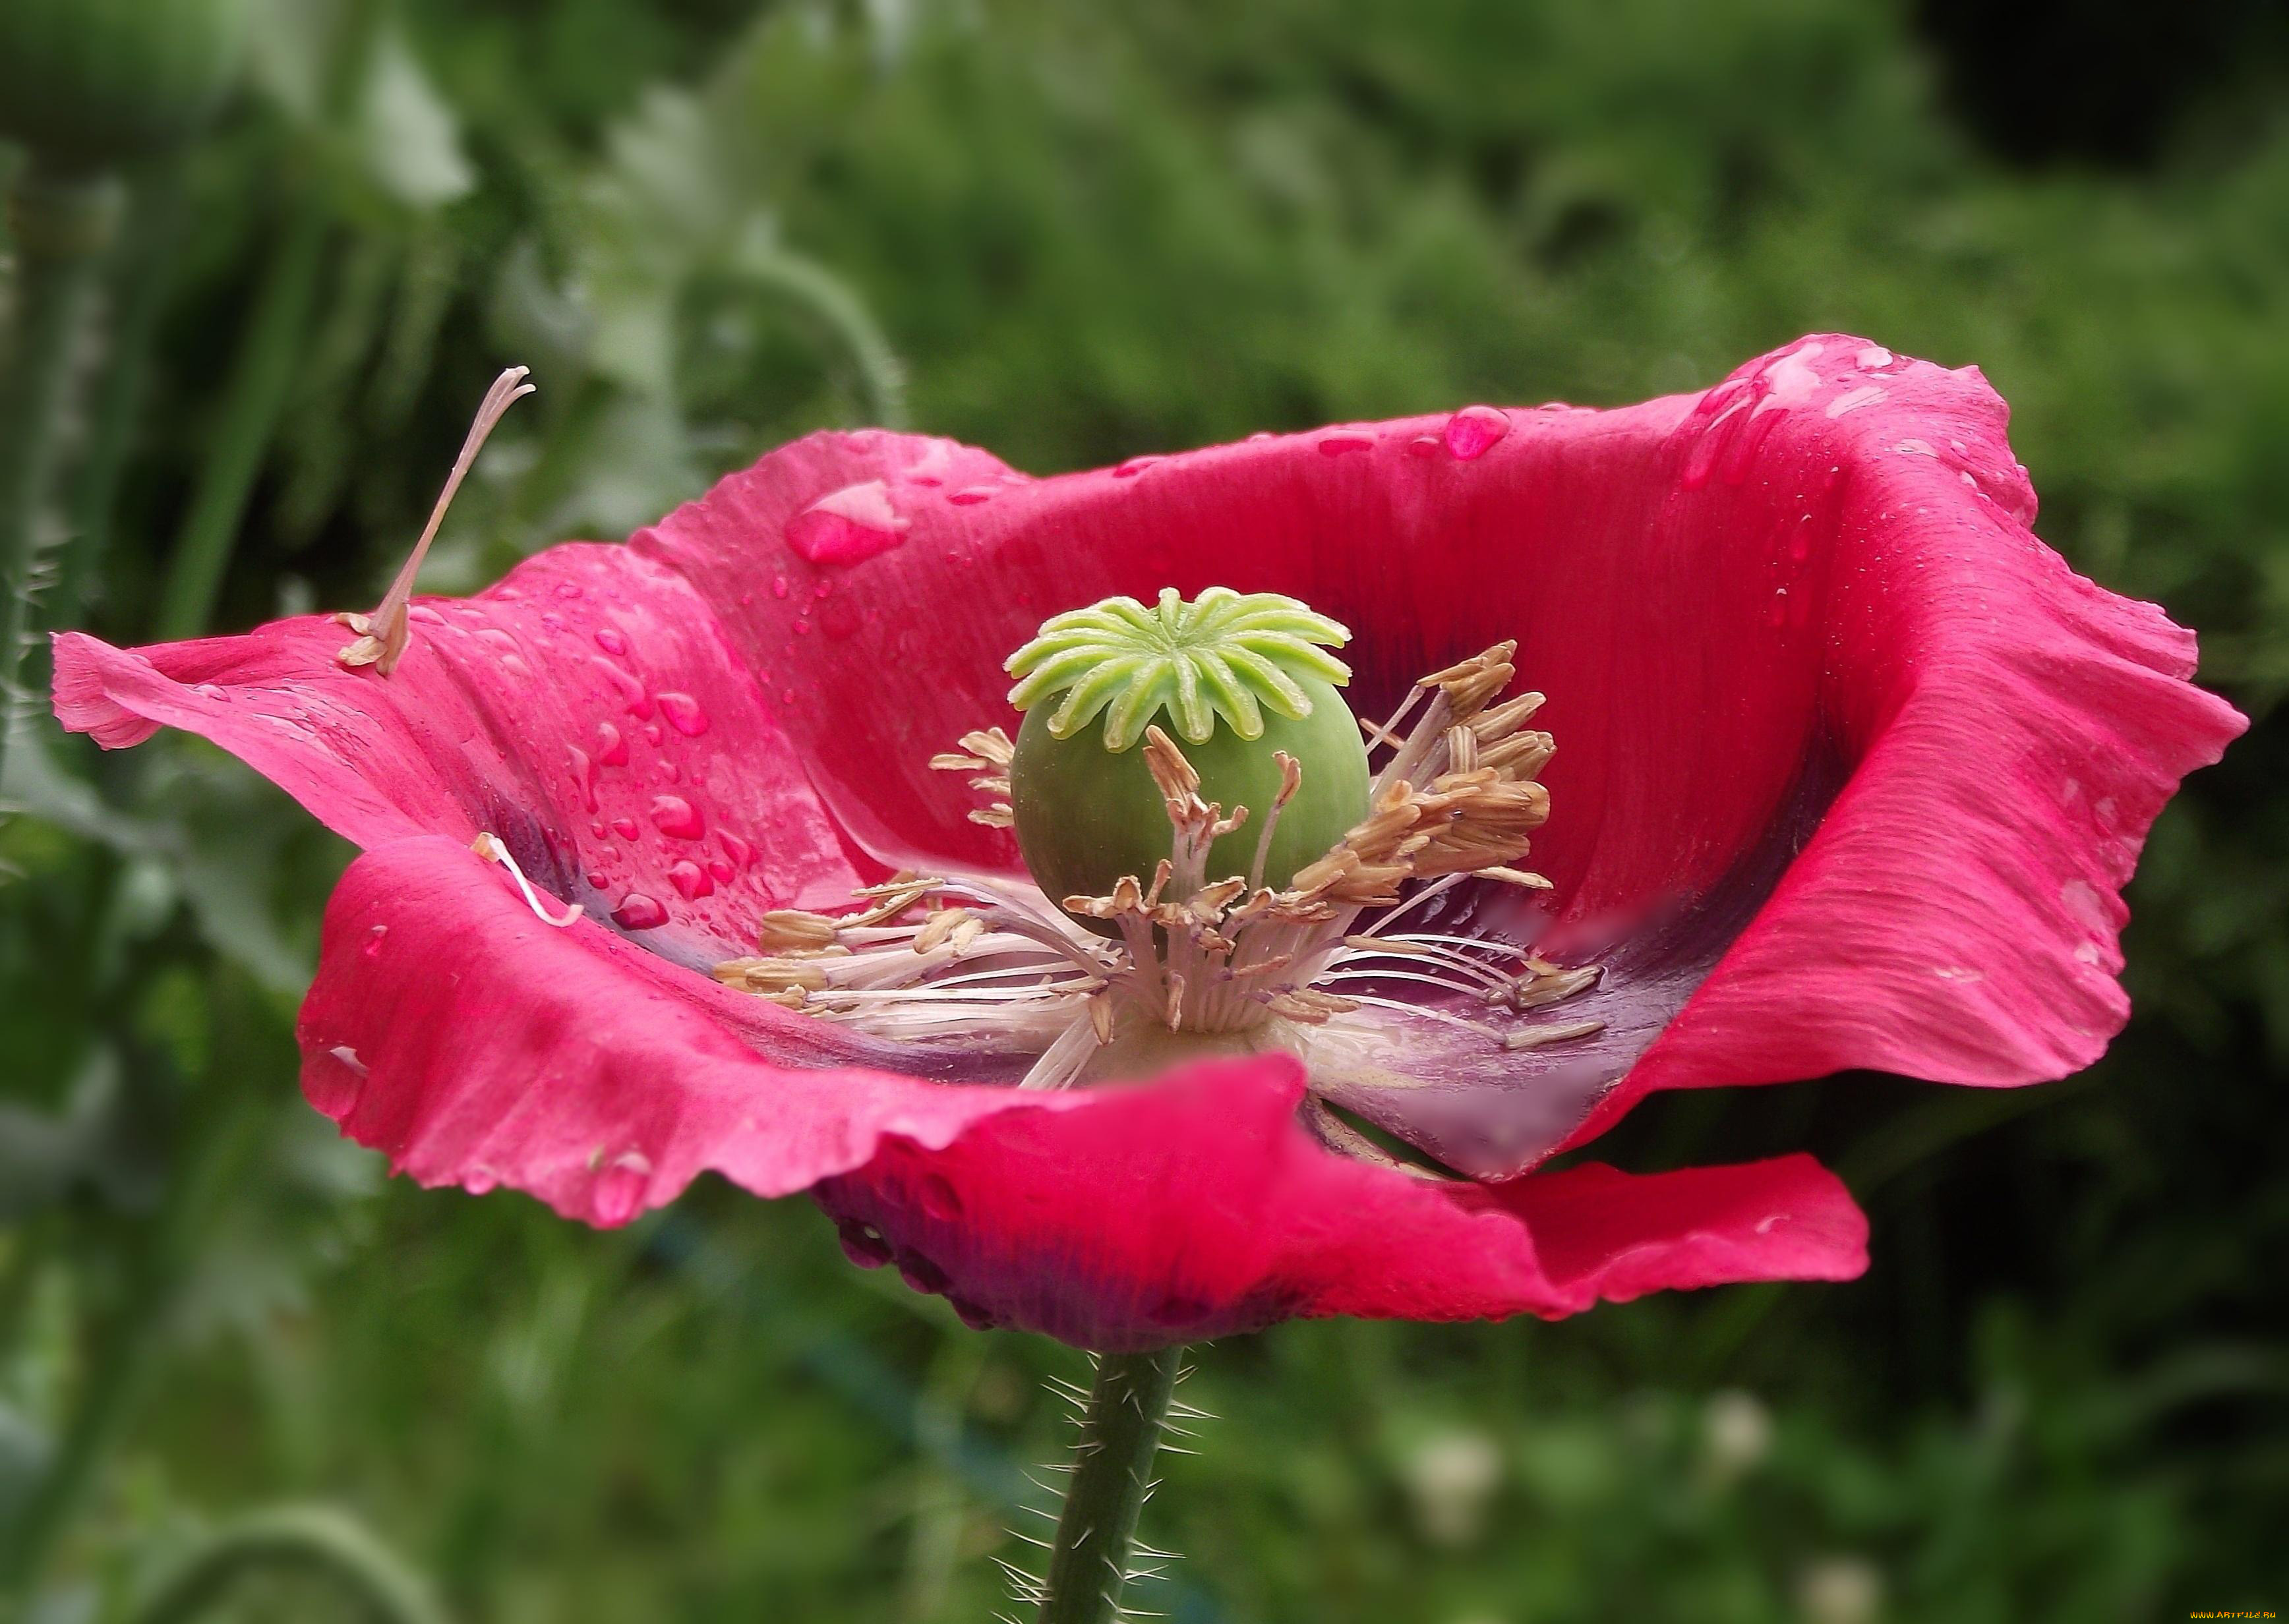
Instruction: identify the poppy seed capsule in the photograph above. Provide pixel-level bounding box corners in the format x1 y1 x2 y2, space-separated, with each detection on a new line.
1004 589 1371 925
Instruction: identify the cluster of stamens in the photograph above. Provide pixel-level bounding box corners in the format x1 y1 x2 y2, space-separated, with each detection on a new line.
713 641 1609 1106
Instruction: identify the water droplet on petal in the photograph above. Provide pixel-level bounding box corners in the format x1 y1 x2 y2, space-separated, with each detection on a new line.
611 892 668 930
837 1220 893 1268
1112 455 1163 479
668 859 714 900
706 858 736 884
594 721 629 765
585 869 609 888
593 658 652 719
656 691 709 736
590 1157 649 1225
361 924 388 959
568 747 598 813
1442 405 1511 460
554 581 583 600
719 832 754 869
611 817 641 840
1404 434 1442 457
593 627 628 655
787 480 910 566
772 575 790 599
947 484 996 505
650 794 705 840
194 683 228 701
1857 345 1895 370
1317 430 1375 456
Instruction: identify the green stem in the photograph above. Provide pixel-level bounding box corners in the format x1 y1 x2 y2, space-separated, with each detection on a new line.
129 1505 448 1624
1035 1347 1183 1624
54 161 191 625
151 202 328 640
746 248 910 429
0 162 119 784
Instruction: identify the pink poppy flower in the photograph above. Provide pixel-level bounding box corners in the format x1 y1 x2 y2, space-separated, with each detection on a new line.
51 335 2242 1351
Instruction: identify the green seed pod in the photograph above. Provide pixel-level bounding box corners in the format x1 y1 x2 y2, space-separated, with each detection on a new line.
1005 589 1371 919
0 0 252 171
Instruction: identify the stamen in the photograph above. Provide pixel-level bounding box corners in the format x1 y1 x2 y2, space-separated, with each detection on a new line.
339 368 535 674
719 637 1602 1170
471 832 583 927
1246 751 1301 890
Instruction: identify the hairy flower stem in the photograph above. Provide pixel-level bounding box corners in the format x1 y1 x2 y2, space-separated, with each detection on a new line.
1036 1347 1183 1624
0 161 117 784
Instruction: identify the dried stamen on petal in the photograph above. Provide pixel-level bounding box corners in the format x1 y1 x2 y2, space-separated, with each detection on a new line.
338 367 535 675
471 832 583 927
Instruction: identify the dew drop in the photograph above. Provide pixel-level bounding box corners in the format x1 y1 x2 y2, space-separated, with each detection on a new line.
772 575 790 599
1112 455 1163 478
554 581 584 600
593 627 628 655
642 723 662 745
650 794 705 840
477 627 520 655
568 746 599 813
719 832 754 869
407 604 448 626
656 691 709 736
611 817 641 840
585 869 609 888
589 1159 649 1225
1405 434 1442 457
362 924 388 959
1442 405 1511 461
1856 345 1895 370
947 485 996 505
194 683 228 701
610 892 667 930
1824 384 1888 419
837 1220 893 1268
667 859 714 900
593 658 652 718
1766 588 1790 627
786 480 910 566
706 858 736 884
1317 430 1374 456
593 720 629 765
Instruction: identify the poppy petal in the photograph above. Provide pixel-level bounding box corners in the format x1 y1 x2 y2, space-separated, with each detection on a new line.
302 834 1864 1347
637 336 2244 1171
53 544 864 962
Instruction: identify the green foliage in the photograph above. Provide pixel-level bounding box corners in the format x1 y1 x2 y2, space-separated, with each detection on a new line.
3 0 2284 1619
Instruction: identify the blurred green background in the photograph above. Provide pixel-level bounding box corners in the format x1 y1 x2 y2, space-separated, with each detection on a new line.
2 0 2284 1619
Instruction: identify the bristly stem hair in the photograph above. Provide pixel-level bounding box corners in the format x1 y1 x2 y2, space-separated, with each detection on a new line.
1030 1346 1185 1624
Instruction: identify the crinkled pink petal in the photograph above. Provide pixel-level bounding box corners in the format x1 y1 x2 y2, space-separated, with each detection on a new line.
301 834 1864 1347
635 336 2244 1168
53 544 865 960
